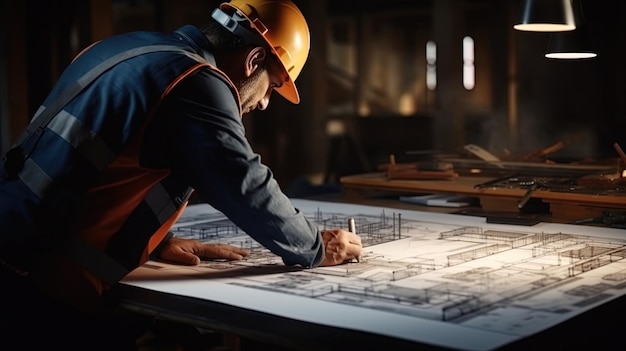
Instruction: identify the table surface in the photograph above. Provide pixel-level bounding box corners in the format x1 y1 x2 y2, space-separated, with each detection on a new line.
112 198 626 351
110 282 626 351
111 283 438 351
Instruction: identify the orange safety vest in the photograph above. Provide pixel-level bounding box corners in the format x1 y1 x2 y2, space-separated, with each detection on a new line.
0 26 238 310
30 60 213 310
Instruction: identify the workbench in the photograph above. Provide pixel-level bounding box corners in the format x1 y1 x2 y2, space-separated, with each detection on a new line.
340 172 626 225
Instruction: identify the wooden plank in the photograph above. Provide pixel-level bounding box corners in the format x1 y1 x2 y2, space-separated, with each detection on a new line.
340 173 626 208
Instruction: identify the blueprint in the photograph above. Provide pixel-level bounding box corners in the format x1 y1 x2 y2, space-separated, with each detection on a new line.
121 199 626 350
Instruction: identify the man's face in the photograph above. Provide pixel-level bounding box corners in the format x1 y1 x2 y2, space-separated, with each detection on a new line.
237 57 285 116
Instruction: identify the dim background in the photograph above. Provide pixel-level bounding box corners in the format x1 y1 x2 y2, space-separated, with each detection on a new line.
1 0 625 194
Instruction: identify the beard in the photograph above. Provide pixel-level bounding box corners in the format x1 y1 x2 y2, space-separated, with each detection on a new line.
237 66 268 114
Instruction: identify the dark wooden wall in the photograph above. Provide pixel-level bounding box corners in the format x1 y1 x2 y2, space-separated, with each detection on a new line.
1 0 624 190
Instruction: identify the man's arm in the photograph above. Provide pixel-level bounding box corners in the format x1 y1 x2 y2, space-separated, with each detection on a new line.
153 69 325 267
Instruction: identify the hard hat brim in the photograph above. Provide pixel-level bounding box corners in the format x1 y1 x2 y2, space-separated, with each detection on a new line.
219 1 306 105
275 79 300 104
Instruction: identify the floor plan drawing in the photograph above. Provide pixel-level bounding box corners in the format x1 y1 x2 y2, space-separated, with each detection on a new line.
122 199 626 350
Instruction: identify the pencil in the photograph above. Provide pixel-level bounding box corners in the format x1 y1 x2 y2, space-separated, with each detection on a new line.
348 217 361 262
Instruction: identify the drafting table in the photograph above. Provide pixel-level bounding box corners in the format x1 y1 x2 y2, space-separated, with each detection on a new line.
113 199 626 350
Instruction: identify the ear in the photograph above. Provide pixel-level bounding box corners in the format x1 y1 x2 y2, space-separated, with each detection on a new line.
244 46 268 77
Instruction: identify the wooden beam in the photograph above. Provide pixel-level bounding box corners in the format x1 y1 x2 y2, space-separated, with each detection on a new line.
90 0 114 42
5 0 29 146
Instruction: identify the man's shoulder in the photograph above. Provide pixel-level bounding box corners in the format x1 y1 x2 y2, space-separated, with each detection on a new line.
167 68 241 116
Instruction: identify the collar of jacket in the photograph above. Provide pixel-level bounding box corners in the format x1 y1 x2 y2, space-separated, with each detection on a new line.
173 25 217 66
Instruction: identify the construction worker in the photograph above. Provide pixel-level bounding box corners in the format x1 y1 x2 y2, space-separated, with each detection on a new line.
0 0 362 349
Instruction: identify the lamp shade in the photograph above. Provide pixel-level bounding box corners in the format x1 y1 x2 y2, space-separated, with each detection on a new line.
545 0 597 59
545 26 597 59
514 0 576 32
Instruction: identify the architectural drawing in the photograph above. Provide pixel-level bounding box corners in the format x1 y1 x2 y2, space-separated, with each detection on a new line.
123 199 626 350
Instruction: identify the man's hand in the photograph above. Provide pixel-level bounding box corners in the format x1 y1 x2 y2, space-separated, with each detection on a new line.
319 229 362 266
157 237 249 265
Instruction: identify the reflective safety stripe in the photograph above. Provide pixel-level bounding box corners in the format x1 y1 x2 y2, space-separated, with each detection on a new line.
65 237 130 285
144 182 178 224
47 110 86 147
19 159 52 199
48 110 117 170
31 105 45 122
63 183 184 285
19 55 210 286
17 109 118 197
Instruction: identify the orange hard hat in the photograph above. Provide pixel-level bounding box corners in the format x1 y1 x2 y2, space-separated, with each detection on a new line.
214 0 310 104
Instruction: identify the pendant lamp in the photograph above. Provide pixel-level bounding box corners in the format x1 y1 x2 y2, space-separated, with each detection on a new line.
545 0 597 59
514 0 576 32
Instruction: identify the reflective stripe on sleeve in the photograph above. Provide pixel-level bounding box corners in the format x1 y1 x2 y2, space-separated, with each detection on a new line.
144 182 178 224
47 110 116 170
18 158 52 198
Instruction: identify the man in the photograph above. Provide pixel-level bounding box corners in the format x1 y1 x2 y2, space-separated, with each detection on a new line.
0 0 362 349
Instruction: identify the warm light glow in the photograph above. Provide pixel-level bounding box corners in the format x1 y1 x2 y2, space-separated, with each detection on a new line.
545 52 597 59
398 93 416 115
326 119 345 136
358 102 370 116
513 23 575 32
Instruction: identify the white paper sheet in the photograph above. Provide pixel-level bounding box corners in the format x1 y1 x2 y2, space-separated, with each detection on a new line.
121 199 626 350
